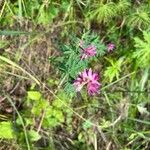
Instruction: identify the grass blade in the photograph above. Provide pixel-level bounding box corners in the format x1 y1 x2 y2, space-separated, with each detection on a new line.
0 30 36 35
0 56 40 85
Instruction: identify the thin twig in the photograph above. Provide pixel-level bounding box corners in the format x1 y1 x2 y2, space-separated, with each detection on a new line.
10 82 20 94
106 141 112 150
97 123 108 144
37 110 46 133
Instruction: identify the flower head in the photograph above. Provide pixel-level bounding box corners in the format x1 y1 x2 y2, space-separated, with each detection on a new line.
73 68 100 95
107 43 115 52
79 40 96 59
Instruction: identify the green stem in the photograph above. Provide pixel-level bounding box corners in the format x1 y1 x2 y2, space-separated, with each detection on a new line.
6 96 31 150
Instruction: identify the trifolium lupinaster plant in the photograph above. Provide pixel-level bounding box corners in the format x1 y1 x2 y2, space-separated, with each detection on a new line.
51 32 115 96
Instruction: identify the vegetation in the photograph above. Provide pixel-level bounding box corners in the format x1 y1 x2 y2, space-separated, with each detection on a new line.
0 0 150 149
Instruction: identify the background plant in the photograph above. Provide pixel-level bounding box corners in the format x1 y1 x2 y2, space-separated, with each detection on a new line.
0 0 150 150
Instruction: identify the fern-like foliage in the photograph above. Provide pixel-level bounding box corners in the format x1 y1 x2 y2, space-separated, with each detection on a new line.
87 0 131 24
88 2 117 23
50 32 106 94
116 0 131 14
104 57 124 82
56 32 106 78
127 5 150 30
133 31 150 68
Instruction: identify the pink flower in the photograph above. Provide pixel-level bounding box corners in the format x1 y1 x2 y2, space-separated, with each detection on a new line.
79 40 96 59
107 43 115 52
73 68 100 95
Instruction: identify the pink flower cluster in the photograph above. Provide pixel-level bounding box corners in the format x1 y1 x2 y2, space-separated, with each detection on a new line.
73 40 116 95
107 43 115 52
80 40 96 59
73 68 100 95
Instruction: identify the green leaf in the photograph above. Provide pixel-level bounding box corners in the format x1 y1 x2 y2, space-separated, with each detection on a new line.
133 31 150 68
27 91 42 101
100 119 111 128
53 110 64 122
0 122 14 139
128 118 150 125
31 99 49 116
43 117 59 128
78 132 86 142
104 57 124 82
83 120 92 130
52 99 64 108
128 133 137 140
28 130 41 142
45 107 53 117
37 5 58 25
31 105 41 116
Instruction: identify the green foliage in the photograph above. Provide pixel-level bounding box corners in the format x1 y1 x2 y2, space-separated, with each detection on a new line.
28 130 41 142
53 32 106 94
133 31 150 68
43 92 69 128
82 120 92 130
43 107 64 127
127 5 150 30
0 40 9 49
0 122 14 139
1 0 150 149
37 4 59 25
88 2 117 23
27 91 42 101
0 0 64 27
27 90 49 117
116 0 131 15
15 89 72 146
88 0 131 23
104 57 124 82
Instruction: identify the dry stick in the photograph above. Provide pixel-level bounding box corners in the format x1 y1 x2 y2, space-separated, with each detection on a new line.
109 115 122 127
3 71 30 80
10 82 20 94
0 56 40 85
96 123 108 144
0 96 6 103
106 141 112 150
37 110 46 133
93 134 97 150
